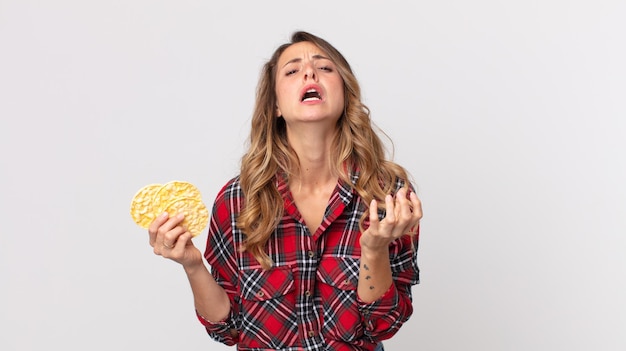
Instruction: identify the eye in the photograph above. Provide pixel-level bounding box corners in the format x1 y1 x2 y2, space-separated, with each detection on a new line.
319 66 333 72
286 69 298 76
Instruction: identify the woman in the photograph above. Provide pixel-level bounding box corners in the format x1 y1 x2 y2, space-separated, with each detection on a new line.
149 31 422 351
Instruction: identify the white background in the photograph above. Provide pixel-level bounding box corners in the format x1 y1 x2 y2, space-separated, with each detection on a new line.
1 1 625 350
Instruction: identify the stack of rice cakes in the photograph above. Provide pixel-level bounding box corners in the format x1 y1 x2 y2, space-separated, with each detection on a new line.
130 181 208 237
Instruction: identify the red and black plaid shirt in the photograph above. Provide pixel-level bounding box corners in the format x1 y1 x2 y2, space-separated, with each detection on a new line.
198 171 419 350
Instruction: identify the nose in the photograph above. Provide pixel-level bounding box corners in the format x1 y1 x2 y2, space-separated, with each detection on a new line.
303 62 317 81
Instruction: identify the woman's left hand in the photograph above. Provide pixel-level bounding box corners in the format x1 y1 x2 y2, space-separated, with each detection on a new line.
360 188 422 252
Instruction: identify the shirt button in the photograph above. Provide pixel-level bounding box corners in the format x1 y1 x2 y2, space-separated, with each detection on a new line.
305 290 311 297
342 279 350 285
308 331 315 338
257 291 265 297
308 251 315 258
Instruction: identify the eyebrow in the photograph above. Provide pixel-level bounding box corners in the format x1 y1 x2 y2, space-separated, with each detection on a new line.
281 54 331 68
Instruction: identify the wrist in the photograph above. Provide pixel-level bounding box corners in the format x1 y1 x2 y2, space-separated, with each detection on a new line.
183 260 207 276
360 246 389 261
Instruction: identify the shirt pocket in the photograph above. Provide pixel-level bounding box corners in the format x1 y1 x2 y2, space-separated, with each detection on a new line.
316 256 363 342
238 265 298 348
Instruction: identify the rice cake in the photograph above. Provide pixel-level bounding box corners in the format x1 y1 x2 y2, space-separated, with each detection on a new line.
130 183 162 228
153 181 202 213
130 181 208 236
162 197 209 237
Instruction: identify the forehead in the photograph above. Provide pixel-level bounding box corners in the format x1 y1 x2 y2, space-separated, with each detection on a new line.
277 41 328 66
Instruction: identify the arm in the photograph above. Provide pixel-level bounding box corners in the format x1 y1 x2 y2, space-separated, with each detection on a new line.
357 188 421 339
358 188 420 301
358 234 419 340
149 184 241 345
149 213 231 323
195 182 245 344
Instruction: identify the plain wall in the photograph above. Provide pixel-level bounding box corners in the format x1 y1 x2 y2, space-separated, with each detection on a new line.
1 1 624 350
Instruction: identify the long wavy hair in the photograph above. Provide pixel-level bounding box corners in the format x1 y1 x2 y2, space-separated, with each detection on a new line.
238 31 411 269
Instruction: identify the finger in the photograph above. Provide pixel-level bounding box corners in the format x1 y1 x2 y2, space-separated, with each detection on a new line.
395 188 412 219
148 212 169 247
162 240 175 250
170 231 193 255
390 189 416 237
154 225 185 256
157 213 185 236
407 192 422 234
368 199 380 231
393 190 403 219
379 194 398 235
409 192 423 220
384 194 395 223
162 214 186 248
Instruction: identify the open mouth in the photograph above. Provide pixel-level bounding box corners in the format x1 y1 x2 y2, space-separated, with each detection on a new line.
301 88 322 102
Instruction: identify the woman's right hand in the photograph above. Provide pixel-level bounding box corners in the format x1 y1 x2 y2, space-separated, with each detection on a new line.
148 212 203 269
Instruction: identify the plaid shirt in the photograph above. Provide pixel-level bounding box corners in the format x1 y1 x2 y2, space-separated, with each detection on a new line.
198 171 419 351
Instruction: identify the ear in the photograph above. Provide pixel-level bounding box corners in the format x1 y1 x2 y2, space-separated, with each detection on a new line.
276 106 282 117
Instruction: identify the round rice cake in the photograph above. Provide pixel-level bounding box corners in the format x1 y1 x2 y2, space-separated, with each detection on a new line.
163 197 209 237
130 183 163 228
153 181 202 213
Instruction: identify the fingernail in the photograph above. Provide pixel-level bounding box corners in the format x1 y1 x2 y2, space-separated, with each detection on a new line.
159 212 168 219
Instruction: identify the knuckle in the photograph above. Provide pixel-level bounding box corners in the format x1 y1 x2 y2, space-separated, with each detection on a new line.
157 226 169 237
162 232 172 242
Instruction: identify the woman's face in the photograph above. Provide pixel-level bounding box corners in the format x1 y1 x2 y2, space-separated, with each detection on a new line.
274 41 345 125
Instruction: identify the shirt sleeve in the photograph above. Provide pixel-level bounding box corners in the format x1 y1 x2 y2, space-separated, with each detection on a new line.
196 308 238 346
357 233 419 341
197 181 242 345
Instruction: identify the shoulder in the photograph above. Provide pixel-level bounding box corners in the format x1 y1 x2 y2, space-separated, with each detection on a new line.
212 175 244 209
215 175 242 197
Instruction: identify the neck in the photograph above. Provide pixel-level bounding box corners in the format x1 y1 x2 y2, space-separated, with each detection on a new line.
286 124 337 188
